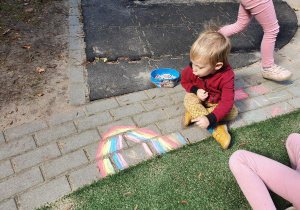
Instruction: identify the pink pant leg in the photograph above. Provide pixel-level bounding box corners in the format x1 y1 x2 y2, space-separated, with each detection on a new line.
286 133 300 171
218 4 253 37
229 147 300 209
218 0 279 68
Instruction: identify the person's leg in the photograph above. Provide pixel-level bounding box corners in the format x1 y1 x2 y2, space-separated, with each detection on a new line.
183 95 231 149
218 4 253 37
203 102 232 149
205 103 238 121
248 0 279 68
246 0 292 81
230 150 300 209
183 93 208 119
286 133 300 171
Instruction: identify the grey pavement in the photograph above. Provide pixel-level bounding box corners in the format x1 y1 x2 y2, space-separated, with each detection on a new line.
0 0 300 209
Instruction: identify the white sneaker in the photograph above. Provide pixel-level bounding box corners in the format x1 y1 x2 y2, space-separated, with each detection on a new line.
262 64 292 81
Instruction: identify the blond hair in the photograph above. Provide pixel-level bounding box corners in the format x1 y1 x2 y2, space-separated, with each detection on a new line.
190 29 231 67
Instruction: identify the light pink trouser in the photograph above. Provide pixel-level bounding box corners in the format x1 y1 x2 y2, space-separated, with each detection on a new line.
229 133 300 209
218 0 279 68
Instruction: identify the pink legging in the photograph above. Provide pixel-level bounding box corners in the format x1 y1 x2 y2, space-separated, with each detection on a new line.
229 133 300 209
218 0 279 68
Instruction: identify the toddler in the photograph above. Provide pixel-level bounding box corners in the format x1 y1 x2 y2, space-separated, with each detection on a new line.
181 29 238 149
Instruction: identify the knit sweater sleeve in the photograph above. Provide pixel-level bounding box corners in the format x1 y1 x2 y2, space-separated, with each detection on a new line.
211 71 235 122
181 65 199 94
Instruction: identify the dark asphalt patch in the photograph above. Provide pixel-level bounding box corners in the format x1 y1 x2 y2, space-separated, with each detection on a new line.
82 1 297 101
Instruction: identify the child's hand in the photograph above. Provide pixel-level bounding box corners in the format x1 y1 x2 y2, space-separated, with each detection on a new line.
197 89 208 101
191 116 210 129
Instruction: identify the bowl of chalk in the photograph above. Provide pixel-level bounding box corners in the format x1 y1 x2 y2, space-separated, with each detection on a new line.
151 69 180 88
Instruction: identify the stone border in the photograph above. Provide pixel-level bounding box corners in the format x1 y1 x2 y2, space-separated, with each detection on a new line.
68 0 87 105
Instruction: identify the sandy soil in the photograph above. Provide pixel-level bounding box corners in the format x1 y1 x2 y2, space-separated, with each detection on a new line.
0 0 77 130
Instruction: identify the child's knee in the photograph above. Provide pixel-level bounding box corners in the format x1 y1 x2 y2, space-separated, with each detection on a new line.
229 150 247 172
286 133 300 149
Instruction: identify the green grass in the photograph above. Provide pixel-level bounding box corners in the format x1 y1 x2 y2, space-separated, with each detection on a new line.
40 109 300 210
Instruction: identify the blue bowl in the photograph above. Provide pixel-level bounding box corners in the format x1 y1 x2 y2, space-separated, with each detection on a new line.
151 69 180 88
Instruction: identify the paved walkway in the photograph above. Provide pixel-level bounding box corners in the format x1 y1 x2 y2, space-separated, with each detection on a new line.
0 0 300 209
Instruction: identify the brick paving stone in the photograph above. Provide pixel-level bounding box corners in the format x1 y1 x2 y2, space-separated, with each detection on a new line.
85 98 119 115
142 95 175 111
180 126 211 143
170 91 185 103
0 160 14 180
288 97 300 108
264 90 294 104
240 108 272 124
0 199 17 210
70 83 86 105
43 150 88 179
157 116 183 135
116 91 149 106
19 176 71 210
243 83 272 97
97 118 136 135
0 136 36 160
163 104 185 118
69 49 83 66
145 87 176 98
234 100 248 113
5 120 48 142
143 124 162 135
70 65 85 83
227 115 248 130
0 131 5 144
263 80 294 92
59 129 101 154
174 84 185 92
0 167 44 201
76 112 113 131
69 163 102 190
49 109 86 126
69 25 82 37
118 144 153 167
111 103 145 120
289 84 300 97
69 0 79 8
133 109 168 127
238 95 271 113
69 7 79 16
262 101 295 118
84 142 101 162
69 36 82 50
13 143 61 172
36 123 77 146
235 77 254 88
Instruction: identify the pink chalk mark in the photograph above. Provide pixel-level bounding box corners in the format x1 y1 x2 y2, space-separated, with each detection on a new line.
142 142 154 157
250 86 267 93
97 159 107 178
271 106 286 117
234 88 249 101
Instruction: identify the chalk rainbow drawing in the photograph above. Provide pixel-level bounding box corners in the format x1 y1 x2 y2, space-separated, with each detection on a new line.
96 126 187 177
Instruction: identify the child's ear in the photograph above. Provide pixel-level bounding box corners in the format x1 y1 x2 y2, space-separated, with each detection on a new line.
215 62 224 70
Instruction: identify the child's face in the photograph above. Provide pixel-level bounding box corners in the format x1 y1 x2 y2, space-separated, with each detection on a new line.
191 58 217 78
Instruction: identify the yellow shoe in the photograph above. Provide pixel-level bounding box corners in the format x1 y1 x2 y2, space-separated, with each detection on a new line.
181 110 191 127
209 124 231 149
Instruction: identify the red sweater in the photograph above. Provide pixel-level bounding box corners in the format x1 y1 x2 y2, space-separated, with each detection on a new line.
181 63 235 126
